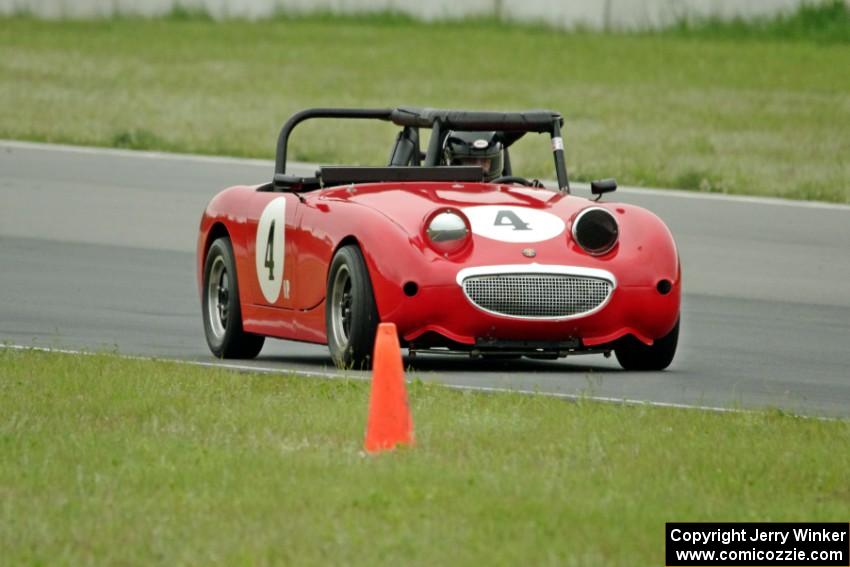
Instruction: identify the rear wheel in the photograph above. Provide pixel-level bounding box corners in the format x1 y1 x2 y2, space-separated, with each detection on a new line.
615 318 679 371
203 237 265 359
326 245 379 369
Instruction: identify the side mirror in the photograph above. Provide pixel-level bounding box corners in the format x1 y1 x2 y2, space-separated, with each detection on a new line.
591 178 617 196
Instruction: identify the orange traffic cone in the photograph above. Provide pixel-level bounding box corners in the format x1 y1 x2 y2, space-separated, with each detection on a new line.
364 323 414 453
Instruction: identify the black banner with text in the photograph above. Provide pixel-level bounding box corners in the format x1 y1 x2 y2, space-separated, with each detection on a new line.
666 523 849 566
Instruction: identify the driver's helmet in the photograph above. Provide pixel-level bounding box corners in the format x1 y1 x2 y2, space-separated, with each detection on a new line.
443 131 503 181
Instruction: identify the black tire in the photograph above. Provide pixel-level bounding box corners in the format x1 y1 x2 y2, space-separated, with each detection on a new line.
326 245 379 369
202 237 265 359
615 318 679 371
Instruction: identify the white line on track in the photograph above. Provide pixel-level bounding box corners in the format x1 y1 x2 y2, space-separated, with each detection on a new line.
1 343 813 418
1 344 348 381
3 139 849 211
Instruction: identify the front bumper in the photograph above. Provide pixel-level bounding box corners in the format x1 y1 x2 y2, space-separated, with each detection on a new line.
384 264 680 349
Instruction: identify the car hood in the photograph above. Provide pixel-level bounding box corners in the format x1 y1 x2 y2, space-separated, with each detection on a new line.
316 181 596 238
313 180 678 291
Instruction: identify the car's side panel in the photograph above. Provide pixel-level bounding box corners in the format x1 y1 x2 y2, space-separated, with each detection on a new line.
231 191 300 310
287 201 335 311
285 198 426 342
241 302 326 344
196 188 391 344
197 186 303 336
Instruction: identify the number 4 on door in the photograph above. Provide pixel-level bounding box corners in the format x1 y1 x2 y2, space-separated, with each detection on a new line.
264 220 275 281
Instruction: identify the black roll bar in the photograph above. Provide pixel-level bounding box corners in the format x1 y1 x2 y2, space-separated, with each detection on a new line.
389 107 560 133
274 108 393 176
274 106 571 192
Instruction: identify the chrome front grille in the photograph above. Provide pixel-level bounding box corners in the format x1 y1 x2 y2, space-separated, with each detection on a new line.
461 273 613 319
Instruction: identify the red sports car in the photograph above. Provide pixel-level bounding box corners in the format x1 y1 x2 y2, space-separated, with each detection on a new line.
197 107 680 370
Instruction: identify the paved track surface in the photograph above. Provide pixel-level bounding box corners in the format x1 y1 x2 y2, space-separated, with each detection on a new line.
2 141 848 416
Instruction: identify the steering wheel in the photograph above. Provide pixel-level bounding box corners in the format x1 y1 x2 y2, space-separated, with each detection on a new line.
491 176 543 188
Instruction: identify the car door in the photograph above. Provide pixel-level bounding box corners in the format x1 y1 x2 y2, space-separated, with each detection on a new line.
245 191 301 309
287 199 333 311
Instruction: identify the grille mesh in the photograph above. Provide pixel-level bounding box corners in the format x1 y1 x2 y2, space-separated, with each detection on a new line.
462 273 613 318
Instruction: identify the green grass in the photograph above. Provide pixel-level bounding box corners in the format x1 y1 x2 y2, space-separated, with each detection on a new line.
666 0 850 43
2 348 849 565
0 14 848 202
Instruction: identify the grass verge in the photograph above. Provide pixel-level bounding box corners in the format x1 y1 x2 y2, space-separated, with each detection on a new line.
1 348 848 564
0 13 849 202
665 0 850 43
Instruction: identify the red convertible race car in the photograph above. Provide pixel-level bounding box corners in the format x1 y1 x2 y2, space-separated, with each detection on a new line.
197 107 681 370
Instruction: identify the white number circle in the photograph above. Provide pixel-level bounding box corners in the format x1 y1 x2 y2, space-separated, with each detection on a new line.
462 205 566 243
255 197 286 303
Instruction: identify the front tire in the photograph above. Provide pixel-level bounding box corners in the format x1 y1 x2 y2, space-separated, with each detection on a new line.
326 244 379 369
615 318 679 371
202 237 265 359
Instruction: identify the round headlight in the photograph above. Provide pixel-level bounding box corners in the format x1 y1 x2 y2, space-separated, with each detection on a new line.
572 207 619 256
426 210 470 255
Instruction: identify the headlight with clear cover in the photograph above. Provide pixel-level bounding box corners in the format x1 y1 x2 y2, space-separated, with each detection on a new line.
426 210 470 255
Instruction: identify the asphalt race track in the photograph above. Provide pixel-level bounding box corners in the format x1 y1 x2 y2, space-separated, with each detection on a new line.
2 141 849 416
